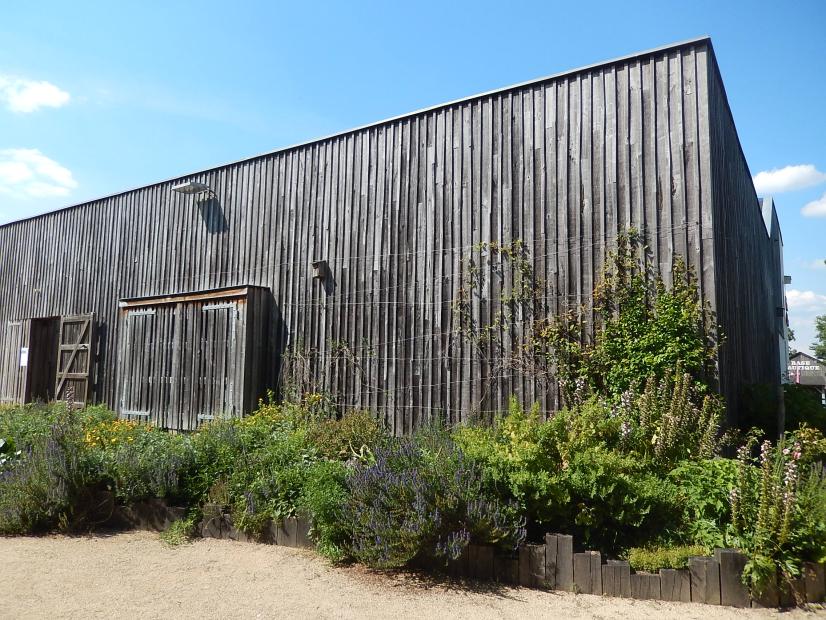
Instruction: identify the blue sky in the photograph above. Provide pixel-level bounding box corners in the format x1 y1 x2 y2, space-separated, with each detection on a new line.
1 0 824 355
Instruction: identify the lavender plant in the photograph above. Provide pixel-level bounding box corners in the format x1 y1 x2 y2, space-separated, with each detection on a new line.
344 432 525 569
0 418 98 534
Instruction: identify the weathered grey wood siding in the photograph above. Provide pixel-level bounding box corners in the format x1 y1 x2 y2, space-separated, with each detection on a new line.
115 287 269 430
706 54 781 426
0 37 775 430
0 320 28 403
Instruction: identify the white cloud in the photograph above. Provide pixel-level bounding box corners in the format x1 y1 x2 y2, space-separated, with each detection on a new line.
802 192 826 218
787 289 826 313
753 164 826 195
0 149 77 198
0 75 70 113
803 259 826 271
787 289 826 357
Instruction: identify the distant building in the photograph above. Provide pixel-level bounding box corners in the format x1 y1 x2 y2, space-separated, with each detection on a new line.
761 197 791 385
789 351 826 405
0 37 788 432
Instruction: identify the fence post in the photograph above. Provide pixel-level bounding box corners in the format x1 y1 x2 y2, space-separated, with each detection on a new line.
602 560 631 598
804 562 826 603
544 534 558 589
689 556 721 605
555 534 574 591
715 549 750 607
660 568 691 602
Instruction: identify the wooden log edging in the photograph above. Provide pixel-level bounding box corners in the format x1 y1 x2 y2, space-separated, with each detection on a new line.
715 549 749 607
448 536 826 609
804 562 826 603
689 555 721 605
602 560 631 598
197 506 314 550
111 498 187 532
660 568 691 602
124 505 825 609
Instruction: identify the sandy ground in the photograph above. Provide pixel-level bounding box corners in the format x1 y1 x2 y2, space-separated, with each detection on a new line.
1 531 824 620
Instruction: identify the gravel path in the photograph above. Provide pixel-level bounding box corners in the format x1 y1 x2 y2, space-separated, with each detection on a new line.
1 531 822 619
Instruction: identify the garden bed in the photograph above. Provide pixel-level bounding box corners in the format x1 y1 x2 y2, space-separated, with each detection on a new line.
125 497 826 609
3 393 826 611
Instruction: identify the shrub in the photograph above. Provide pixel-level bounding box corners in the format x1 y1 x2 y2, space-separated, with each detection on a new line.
0 403 116 455
300 460 350 562
84 418 150 449
729 429 826 596
0 417 102 534
227 426 318 537
455 397 682 554
344 429 525 568
306 409 386 461
616 367 722 470
668 458 738 548
1 403 72 451
785 384 826 435
187 419 247 502
553 446 681 552
628 544 709 572
186 402 315 504
100 429 195 504
455 398 564 526
0 436 21 473
588 248 717 396
75 405 119 428
525 233 718 401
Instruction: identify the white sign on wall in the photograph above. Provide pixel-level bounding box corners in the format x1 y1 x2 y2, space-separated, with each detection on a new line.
19 347 29 368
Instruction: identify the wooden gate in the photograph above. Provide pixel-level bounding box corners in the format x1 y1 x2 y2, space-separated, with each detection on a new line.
0 321 28 404
188 301 240 425
54 314 96 406
118 306 176 421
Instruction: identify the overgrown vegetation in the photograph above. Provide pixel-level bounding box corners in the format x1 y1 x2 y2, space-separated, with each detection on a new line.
743 383 826 439
1 236 823 605
4 396 820 595
729 430 826 597
454 231 718 405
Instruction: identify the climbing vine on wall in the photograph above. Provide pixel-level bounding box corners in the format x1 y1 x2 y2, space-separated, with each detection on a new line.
454 231 720 408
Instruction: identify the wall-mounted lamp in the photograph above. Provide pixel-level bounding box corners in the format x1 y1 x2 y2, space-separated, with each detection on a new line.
171 181 213 196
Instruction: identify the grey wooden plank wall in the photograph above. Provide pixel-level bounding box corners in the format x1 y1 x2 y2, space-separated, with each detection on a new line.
0 39 769 431
706 54 781 427
0 320 28 403
115 287 269 431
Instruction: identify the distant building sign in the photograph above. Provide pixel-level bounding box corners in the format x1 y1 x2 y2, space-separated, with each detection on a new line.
789 352 826 387
791 361 823 371
19 347 28 368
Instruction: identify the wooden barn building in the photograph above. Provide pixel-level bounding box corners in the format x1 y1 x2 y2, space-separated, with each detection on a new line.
0 37 788 432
